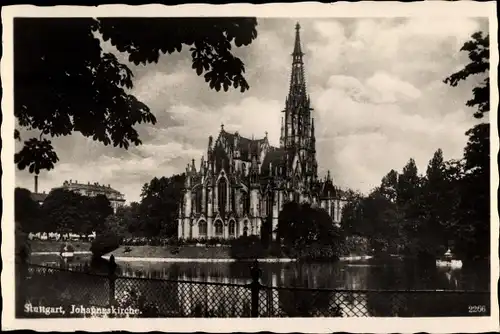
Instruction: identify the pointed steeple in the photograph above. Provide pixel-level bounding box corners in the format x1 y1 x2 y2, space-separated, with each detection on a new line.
293 22 304 59
200 155 205 175
289 22 307 98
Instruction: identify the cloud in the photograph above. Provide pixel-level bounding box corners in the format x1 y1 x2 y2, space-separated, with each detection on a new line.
15 17 487 203
311 71 474 193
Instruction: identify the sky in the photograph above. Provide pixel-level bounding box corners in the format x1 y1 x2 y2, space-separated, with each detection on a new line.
15 16 489 204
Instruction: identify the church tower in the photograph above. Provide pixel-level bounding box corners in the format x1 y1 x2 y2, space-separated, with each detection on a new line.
281 22 318 181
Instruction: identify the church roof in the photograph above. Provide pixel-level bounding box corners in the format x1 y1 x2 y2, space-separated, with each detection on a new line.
218 130 266 160
261 147 285 175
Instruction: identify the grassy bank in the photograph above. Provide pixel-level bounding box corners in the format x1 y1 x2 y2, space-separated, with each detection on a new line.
29 240 91 253
108 245 233 259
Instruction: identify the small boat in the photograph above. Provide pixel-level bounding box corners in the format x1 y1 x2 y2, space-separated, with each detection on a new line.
436 249 463 269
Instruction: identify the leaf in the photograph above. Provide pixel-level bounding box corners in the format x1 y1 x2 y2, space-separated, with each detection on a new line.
15 17 257 174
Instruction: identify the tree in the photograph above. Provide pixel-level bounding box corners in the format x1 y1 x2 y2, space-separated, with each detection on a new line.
84 195 114 234
361 189 403 255
40 189 112 235
103 214 128 239
340 190 365 235
379 169 399 203
15 187 44 233
444 32 489 119
15 17 258 175
41 189 85 233
277 202 344 260
395 158 430 259
138 174 186 238
396 158 421 208
116 202 142 235
418 149 449 257
444 31 490 262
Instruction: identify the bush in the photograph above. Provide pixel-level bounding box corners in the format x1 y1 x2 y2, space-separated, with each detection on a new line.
339 235 370 256
296 243 339 261
207 237 228 246
90 232 121 258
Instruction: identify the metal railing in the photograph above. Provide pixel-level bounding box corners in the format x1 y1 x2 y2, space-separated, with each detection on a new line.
16 258 490 318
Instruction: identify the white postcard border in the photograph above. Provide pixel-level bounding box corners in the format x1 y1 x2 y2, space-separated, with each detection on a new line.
2 2 499 332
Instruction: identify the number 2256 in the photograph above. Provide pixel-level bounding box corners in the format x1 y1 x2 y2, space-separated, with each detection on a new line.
468 305 487 313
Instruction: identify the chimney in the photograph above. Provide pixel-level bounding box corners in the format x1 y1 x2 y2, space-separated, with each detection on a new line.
34 175 39 194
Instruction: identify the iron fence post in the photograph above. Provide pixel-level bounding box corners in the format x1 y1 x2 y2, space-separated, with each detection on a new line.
108 255 117 307
250 259 262 317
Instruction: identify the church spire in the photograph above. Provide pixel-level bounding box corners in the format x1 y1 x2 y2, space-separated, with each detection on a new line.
288 22 307 98
293 22 303 57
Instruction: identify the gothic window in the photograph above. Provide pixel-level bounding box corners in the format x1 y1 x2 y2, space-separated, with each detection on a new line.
243 226 248 237
242 192 250 214
231 188 236 212
195 186 202 213
330 202 335 218
266 191 274 217
205 188 210 212
215 220 223 237
218 177 227 215
294 192 300 203
229 220 236 238
198 220 207 237
242 163 246 176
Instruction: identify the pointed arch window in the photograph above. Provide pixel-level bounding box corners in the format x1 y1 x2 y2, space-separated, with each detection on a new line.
218 177 227 215
229 220 236 238
242 191 250 214
266 191 274 218
214 220 223 237
195 186 202 213
199 220 207 237
231 188 236 212
205 187 210 212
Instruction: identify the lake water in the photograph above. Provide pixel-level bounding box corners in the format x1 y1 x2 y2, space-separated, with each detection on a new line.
32 254 489 290
26 255 490 317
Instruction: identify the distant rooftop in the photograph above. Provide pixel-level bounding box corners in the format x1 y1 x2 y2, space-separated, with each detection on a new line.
61 179 123 195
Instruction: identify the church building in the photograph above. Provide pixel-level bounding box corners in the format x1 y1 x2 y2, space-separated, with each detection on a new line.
178 23 346 241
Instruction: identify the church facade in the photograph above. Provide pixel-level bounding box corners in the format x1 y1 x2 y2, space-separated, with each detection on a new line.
178 23 346 241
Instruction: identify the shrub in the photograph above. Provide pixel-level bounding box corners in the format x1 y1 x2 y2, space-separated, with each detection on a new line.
340 235 370 256
90 232 121 258
207 237 227 246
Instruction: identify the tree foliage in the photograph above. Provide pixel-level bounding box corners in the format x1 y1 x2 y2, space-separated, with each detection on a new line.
15 187 44 233
444 31 489 119
342 30 491 265
130 174 186 238
444 30 490 262
14 17 258 174
41 188 113 234
278 202 344 260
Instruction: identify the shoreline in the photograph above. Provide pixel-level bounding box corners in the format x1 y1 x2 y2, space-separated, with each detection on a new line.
101 255 298 263
101 254 373 263
31 251 92 256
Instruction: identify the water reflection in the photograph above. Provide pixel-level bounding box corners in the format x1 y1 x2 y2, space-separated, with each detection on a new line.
32 255 488 291
28 256 489 317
